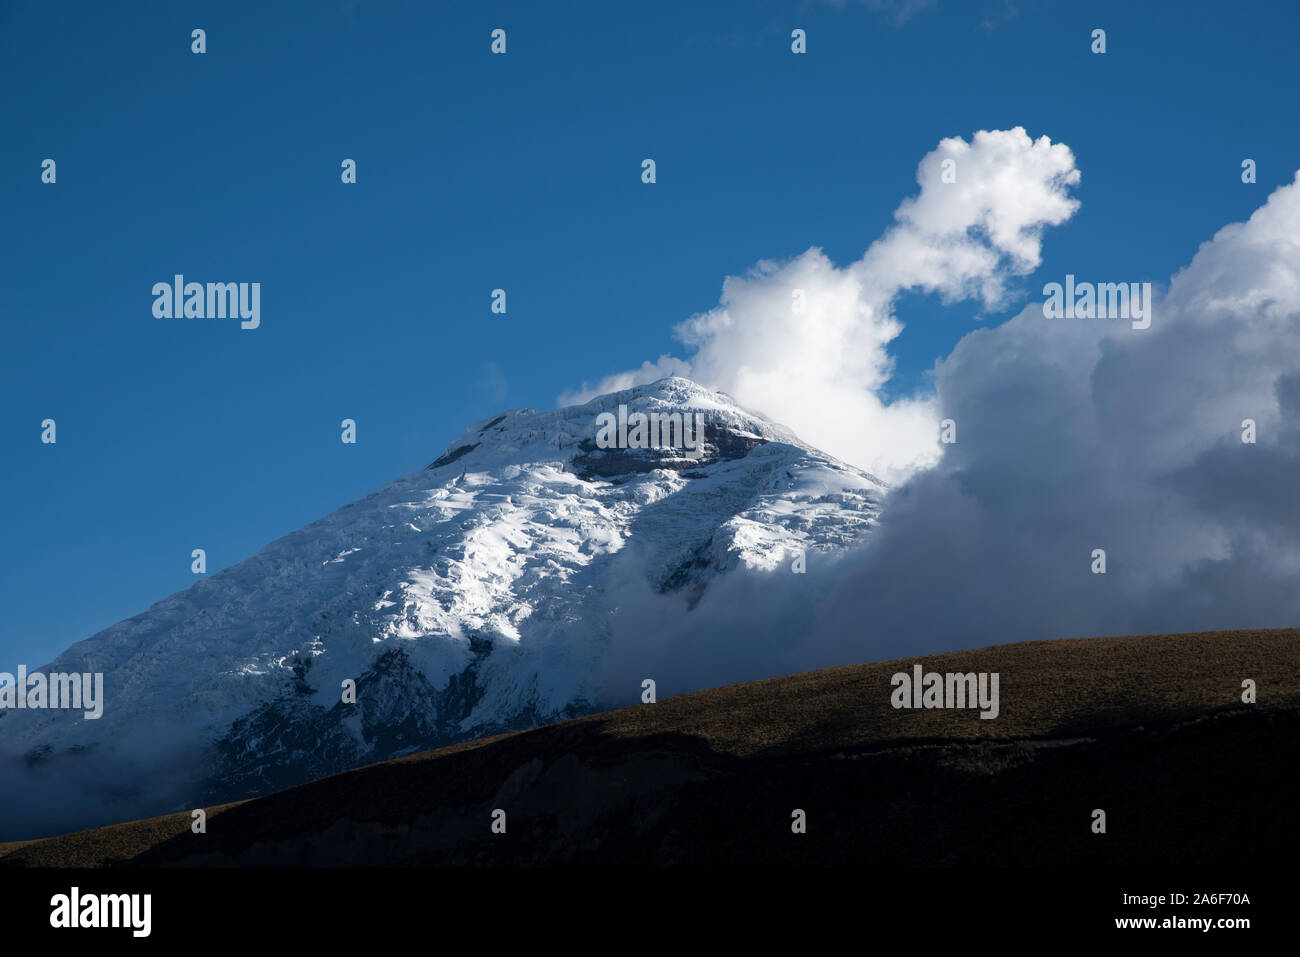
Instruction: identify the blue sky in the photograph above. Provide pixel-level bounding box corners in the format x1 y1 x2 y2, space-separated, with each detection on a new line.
3 0 1298 668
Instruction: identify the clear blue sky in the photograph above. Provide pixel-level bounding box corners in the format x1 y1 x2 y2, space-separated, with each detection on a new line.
3 0 1297 668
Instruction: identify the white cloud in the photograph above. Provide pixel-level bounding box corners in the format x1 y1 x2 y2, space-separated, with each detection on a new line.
598 171 1300 701
561 127 1082 484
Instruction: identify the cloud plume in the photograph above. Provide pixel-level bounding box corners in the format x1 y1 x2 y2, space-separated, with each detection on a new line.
561 127 1081 484
595 157 1300 700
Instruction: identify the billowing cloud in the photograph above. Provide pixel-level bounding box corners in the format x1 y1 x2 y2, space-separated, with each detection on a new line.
561 127 1082 484
598 170 1300 700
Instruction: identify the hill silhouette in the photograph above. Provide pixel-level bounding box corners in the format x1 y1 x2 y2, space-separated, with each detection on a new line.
3 627 1296 867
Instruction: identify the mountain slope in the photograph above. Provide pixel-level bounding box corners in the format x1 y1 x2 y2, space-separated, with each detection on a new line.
3 628 1295 867
0 378 887 840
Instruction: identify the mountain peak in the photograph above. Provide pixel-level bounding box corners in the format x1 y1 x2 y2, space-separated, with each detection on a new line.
427 377 827 479
1 376 888 840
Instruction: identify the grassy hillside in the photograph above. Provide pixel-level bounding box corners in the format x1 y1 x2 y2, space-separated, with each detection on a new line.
3 627 1297 867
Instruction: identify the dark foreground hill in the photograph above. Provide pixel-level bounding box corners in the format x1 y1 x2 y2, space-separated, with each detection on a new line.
3 628 1297 868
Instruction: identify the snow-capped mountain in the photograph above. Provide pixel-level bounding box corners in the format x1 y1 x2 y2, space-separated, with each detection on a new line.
0 378 886 837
